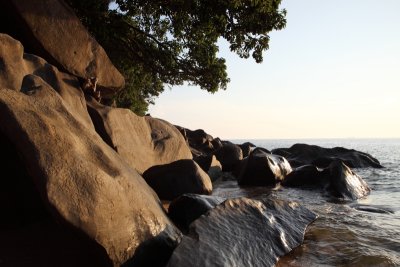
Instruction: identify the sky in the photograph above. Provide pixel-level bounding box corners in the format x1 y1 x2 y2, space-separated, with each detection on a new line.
149 0 400 140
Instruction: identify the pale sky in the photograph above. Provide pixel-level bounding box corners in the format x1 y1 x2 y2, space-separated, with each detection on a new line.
149 0 400 139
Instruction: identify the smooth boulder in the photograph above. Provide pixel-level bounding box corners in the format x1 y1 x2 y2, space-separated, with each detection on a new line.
214 141 243 172
168 194 225 231
0 0 124 93
237 148 292 186
167 197 317 267
282 165 325 187
194 154 222 181
272 143 383 168
0 79 181 266
0 33 94 129
87 100 192 174
282 161 371 200
143 160 213 200
326 160 371 200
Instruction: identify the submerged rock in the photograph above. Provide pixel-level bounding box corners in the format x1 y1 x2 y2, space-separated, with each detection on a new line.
272 143 383 168
143 160 213 201
168 194 225 231
237 148 292 186
167 197 317 267
0 80 181 266
349 204 394 214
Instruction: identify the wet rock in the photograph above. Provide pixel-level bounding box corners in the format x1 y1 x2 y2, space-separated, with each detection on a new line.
237 148 292 186
326 160 371 200
282 165 325 187
349 204 394 214
0 0 124 94
283 161 370 200
214 141 243 172
272 143 383 168
86 99 192 174
0 81 181 266
0 33 94 129
194 154 222 181
143 160 213 201
167 197 318 267
168 194 225 231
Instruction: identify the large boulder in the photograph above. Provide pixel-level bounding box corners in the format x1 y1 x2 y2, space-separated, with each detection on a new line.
282 165 325 187
167 197 317 267
326 160 371 200
143 160 213 201
214 141 243 172
87 100 192 174
282 161 371 200
0 0 124 94
272 143 383 168
168 194 225 231
0 79 181 266
237 148 292 186
0 33 94 129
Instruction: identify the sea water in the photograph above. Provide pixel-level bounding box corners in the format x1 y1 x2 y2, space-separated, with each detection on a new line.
229 139 400 266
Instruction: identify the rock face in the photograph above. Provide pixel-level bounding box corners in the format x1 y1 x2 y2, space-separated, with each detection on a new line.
0 0 124 94
143 160 213 201
237 148 292 186
168 194 225 231
167 197 317 267
326 160 371 200
0 80 181 266
87 100 192 174
214 141 243 172
0 33 94 129
272 143 383 168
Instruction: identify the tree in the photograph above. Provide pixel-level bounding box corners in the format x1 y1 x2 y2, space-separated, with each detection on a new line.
66 0 286 115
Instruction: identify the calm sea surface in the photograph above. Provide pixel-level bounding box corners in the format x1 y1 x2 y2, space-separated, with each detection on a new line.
226 139 400 266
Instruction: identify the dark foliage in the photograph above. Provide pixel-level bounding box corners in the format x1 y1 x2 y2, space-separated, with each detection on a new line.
66 0 286 115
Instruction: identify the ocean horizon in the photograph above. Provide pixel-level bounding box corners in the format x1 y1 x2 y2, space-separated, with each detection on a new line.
218 138 400 266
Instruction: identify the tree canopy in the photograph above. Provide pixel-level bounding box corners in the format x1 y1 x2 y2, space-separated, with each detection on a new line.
66 0 286 115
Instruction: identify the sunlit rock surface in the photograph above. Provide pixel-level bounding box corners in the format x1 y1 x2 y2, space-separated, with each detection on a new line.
0 78 181 266
0 33 94 129
237 148 292 186
167 197 317 267
326 160 371 200
0 0 125 93
282 161 371 200
86 99 192 174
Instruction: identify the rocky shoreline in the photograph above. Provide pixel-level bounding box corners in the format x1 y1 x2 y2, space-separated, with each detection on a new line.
0 1 383 266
